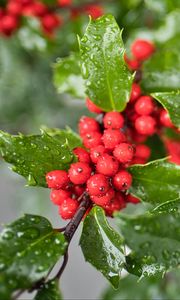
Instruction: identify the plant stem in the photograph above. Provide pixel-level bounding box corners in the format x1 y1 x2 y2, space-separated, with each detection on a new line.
64 192 91 242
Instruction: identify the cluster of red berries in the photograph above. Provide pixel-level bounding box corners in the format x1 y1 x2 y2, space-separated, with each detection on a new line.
46 38 179 221
0 0 103 37
124 39 179 164
46 107 141 220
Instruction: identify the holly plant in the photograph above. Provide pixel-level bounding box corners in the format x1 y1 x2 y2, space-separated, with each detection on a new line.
0 13 180 300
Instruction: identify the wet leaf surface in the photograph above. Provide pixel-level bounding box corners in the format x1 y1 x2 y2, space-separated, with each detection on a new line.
0 214 67 299
80 206 125 288
79 15 133 112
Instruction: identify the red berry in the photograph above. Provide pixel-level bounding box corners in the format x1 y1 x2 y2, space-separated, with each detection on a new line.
46 170 70 189
86 98 102 114
79 116 100 135
82 131 102 149
72 185 86 197
103 112 124 129
91 188 115 207
87 174 110 196
32 2 48 17
165 139 180 165
131 39 155 61
73 147 90 164
135 115 156 135
126 194 140 204
68 162 91 184
41 13 62 31
104 193 126 216
83 4 103 19
113 143 135 163
58 0 72 7
160 109 173 128
1 14 19 35
124 54 141 71
113 170 132 191
130 83 141 102
131 157 146 165
7 1 22 16
96 154 119 176
58 198 79 220
90 145 107 164
135 144 151 160
102 129 127 150
50 189 71 205
135 96 154 115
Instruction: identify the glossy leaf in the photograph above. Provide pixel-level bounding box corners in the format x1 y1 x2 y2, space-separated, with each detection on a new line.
117 210 180 277
0 130 76 187
35 279 62 300
80 206 125 288
41 126 82 150
79 14 134 112
102 272 180 300
128 159 180 206
141 44 180 92
152 198 180 215
0 214 67 300
152 91 180 128
53 53 85 99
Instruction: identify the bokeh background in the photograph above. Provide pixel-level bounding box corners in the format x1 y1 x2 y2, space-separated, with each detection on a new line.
0 0 180 299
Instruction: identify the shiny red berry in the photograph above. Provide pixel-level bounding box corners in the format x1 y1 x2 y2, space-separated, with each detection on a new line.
50 189 71 205
58 0 72 6
79 116 100 136
160 109 173 128
46 170 70 189
130 83 141 102
87 174 110 196
103 112 124 129
96 154 119 176
32 2 48 17
113 143 135 163
113 170 132 191
135 144 151 160
41 13 61 31
83 4 104 19
135 116 156 135
68 162 91 184
1 15 19 35
104 193 126 216
124 54 141 71
131 39 155 61
102 129 126 150
91 188 115 207
7 1 22 16
58 198 79 220
86 98 102 114
135 96 154 115
125 194 140 204
82 131 102 149
72 185 86 197
73 147 90 164
90 145 107 164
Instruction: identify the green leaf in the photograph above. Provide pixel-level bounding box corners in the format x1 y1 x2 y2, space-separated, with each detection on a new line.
79 14 134 112
53 53 85 99
41 126 82 150
0 130 76 187
102 272 180 300
0 214 67 299
35 279 62 300
80 206 125 288
152 198 180 215
141 43 180 92
152 91 180 128
117 210 180 277
128 159 180 206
